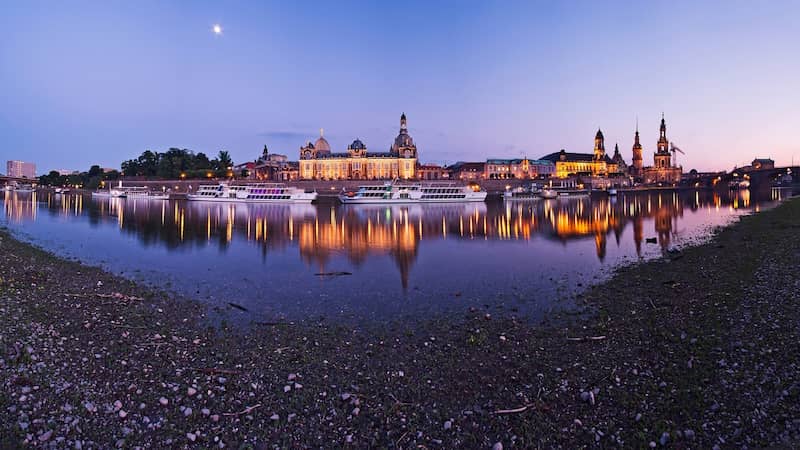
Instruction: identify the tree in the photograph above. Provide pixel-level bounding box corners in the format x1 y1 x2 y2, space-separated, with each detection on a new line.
137 150 159 177
88 165 103 177
121 159 140 176
216 150 233 170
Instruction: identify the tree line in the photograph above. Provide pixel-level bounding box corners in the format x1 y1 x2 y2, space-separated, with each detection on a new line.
38 165 121 190
120 149 234 179
37 149 237 189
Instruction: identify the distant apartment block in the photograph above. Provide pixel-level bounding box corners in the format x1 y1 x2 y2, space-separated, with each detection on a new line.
6 160 36 178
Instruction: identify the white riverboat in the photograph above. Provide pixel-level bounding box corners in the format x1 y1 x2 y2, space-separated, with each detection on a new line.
339 181 487 204
186 183 317 204
92 183 169 200
54 187 71 194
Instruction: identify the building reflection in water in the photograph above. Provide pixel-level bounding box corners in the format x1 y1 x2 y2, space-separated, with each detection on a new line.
1 188 789 288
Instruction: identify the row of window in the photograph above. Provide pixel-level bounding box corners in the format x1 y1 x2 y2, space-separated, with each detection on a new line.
246 195 292 200
421 194 467 199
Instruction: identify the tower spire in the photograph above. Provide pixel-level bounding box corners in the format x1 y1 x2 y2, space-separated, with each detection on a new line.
320 128 324 137
400 112 407 131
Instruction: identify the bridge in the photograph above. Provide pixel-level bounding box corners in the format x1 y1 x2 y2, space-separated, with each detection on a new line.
687 166 797 188
0 175 37 184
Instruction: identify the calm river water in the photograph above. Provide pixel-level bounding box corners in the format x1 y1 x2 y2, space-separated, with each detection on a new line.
1 188 792 323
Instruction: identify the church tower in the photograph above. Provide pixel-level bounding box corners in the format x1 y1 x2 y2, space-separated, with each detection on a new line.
593 129 606 161
632 122 643 175
654 114 671 169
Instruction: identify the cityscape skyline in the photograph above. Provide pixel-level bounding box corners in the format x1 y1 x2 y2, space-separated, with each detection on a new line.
2 1 799 173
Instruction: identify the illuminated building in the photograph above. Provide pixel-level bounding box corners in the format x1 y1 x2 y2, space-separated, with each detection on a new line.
6 160 36 179
640 115 682 184
630 125 644 178
484 158 555 179
299 113 417 180
447 162 485 180
540 129 620 178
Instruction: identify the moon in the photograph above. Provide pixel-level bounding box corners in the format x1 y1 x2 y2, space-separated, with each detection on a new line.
212 24 222 35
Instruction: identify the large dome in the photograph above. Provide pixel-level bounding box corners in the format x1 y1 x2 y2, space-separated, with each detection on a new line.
314 136 331 153
394 133 414 149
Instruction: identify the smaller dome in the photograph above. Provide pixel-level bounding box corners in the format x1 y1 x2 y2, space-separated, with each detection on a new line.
349 139 366 150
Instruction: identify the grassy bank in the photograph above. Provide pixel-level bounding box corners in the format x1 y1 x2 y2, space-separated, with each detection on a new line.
1 198 798 448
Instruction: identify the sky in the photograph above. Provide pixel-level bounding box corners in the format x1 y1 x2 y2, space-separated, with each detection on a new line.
1 0 799 174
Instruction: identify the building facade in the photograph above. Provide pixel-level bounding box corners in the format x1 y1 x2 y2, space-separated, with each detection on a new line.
6 160 36 178
417 163 448 180
484 158 555 179
299 114 417 180
641 115 682 184
250 146 299 181
447 162 485 180
540 129 619 178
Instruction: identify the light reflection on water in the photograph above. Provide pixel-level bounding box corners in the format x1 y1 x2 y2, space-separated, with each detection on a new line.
0 188 791 323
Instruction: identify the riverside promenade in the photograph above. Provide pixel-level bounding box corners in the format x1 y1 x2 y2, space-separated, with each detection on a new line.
1 198 798 447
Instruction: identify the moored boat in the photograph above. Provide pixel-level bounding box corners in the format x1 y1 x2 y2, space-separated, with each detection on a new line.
187 183 317 203
339 181 487 204
503 185 542 201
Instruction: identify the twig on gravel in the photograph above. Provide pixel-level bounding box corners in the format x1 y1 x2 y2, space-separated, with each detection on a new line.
566 335 607 342
191 367 242 375
389 393 414 407
493 403 535 415
222 403 261 416
395 431 409 448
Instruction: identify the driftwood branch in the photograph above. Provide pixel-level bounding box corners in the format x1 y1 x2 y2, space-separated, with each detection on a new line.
493 403 535 415
222 403 262 416
191 367 242 375
565 335 607 342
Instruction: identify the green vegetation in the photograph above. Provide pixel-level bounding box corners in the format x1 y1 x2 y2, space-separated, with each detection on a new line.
37 165 121 189
120 149 235 179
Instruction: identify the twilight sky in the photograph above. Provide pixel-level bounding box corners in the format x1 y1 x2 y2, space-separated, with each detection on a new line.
2 0 799 174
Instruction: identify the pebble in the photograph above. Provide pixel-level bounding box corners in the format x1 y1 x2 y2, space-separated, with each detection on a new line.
352 407 360 416
271 413 279 421
294 382 303 390
284 385 291 393
184 407 193 417
187 432 196 442
444 420 452 430
492 443 503 450
288 373 297 381
210 414 220 422
201 408 210 416
659 432 670 446
159 397 169 406
341 393 351 401
39 430 53 442
113 400 123 411
187 387 197 396
84 402 96 413
119 410 127 419
684 429 695 440
574 418 583 427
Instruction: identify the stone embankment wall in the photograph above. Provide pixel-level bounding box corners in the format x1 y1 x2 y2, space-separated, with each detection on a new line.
106 179 536 195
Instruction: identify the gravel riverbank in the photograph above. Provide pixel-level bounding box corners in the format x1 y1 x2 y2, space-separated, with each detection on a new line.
1 198 798 449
